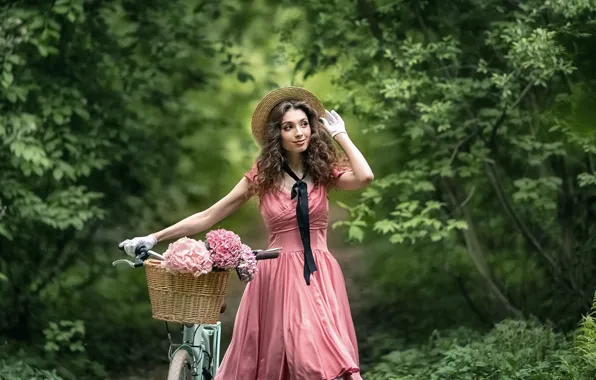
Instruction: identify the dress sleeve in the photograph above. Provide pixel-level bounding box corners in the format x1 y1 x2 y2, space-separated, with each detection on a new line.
332 166 348 180
244 163 259 184
331 166 350 188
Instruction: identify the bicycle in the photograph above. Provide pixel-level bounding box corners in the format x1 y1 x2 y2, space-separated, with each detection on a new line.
112 245 281 380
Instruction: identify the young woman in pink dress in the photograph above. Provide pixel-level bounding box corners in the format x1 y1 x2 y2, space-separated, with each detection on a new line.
119 87 374 379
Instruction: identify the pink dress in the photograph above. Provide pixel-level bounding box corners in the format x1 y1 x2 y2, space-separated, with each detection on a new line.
214 167 361 380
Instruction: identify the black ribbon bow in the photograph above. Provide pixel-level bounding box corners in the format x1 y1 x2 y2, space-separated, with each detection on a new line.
283 163 317 285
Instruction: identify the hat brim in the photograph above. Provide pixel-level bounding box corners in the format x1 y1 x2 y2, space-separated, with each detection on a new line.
251 87 326 146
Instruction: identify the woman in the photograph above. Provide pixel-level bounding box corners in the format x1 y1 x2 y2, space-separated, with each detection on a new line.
119 87 374 379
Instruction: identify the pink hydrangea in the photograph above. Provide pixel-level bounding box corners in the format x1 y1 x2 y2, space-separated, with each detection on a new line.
236 244 258 283
205 229 243 270
162 237 213 277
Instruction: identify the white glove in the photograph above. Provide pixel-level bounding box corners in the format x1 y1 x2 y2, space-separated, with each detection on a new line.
118 234 157 257
320 110 347 139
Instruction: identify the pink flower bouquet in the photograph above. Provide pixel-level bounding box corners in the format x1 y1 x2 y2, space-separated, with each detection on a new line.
236 244 258 283
162 237 213 277
205 229 243 270
161 229 258 283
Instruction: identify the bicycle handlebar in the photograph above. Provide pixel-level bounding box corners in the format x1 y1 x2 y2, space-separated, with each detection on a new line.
112 245 281 269
255 250 280 260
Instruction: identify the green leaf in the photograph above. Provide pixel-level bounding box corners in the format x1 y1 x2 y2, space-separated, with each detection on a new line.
44 342 60 353
362 187 382 204
53 5 70 15
70 342 84 352
446 219 468 231
2 71 14 88
348 225 364 242
578 173 596 187
37 44 49 57
331 220 350 229
336 201 351 210
0 224 13 240
373 219 400 234
52 167 64 181
5 90 18 103
389 233 405 244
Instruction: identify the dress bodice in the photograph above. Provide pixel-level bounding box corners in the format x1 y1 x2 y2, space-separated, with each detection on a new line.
260 185 330 253
244 164 346 254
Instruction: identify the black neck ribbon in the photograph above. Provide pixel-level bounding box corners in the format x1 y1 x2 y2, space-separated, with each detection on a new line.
283 163 317 285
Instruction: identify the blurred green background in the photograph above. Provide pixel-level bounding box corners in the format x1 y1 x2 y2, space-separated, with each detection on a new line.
3 0 596 379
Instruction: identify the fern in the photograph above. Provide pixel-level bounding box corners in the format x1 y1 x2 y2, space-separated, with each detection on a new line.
574 291 596 369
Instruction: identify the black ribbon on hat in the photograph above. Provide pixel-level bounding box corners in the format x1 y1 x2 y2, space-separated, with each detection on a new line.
283 163 317 285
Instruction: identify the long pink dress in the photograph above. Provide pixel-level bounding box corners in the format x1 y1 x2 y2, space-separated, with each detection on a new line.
214 167 361 380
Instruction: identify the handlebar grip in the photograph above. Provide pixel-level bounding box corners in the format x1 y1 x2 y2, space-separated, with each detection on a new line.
255 251 280 260
135 246 149 261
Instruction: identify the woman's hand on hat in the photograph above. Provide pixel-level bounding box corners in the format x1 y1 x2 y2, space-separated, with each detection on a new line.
320 110 347 139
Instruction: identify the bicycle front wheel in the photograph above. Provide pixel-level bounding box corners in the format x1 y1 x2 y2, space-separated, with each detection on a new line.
167 349 193 380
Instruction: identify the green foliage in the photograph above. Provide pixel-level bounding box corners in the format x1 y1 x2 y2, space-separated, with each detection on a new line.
0 3 105 238
365 320 581 380
43 320 85 354
0 361 63 380
285 0 596 327
0 0 279 378
359 291 596 379
573 291 596 371
0 0 247 322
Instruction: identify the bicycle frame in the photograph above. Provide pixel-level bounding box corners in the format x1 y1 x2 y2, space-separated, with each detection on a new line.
168 322 221 379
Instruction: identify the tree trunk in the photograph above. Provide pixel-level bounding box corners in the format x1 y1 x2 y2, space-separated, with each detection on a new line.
444 181 523 318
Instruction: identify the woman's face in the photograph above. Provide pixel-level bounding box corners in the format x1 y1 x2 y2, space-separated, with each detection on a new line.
280 108 311 154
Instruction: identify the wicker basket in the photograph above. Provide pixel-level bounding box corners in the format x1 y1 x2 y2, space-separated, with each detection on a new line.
144 259 231 324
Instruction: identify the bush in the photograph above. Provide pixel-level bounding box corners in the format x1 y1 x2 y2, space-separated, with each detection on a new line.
365 317 596 380
0 360 63 380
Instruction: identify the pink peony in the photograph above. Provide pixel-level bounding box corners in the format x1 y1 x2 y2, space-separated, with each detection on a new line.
162 237 213 277
236 244 258 283
205 229 243 270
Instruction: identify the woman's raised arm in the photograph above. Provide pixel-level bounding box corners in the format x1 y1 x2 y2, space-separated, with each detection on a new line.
320 110 374 191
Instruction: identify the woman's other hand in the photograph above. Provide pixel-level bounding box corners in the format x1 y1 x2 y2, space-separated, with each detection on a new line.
320 110 347 139
118 234 157 257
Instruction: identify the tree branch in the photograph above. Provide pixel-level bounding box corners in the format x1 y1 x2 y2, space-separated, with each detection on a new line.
449 270 493 327
488 111 508 150
489 81 534 149
443 180 523 318
459 186 476 208
356 0 382 40
71 253 107 290
484 161 557 267
449 130 480 165
29 230 77 299
484 161 587 302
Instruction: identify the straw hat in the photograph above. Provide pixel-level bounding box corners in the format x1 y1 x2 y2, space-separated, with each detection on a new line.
251 87 326 146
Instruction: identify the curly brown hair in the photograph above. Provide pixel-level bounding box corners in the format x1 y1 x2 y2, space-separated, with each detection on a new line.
249 100 347 199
